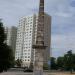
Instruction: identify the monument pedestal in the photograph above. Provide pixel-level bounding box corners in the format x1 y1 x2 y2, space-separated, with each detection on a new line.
33 45 46 75
34 70 43 75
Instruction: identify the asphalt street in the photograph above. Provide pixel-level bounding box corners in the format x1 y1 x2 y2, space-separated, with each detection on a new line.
0 68 75 75
0 72 75 75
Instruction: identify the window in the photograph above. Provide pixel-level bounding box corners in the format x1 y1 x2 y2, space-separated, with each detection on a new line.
28 59 30 61
25 56 27 58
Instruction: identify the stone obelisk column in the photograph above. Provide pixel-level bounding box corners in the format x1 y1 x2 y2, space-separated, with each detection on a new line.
33 0 46 75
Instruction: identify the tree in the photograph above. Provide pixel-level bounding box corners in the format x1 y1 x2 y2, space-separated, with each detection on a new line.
50 57 57 70
50 50 75 73
63 50 74 73
0 21 14 72
57 57 64 70
72 54 75 70
0 20 6 44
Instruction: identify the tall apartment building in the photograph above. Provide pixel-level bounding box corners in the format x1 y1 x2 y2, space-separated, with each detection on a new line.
5 26 17 56
15 13 51 67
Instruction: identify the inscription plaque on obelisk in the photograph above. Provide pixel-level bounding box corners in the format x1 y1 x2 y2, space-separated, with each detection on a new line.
33 0 46 75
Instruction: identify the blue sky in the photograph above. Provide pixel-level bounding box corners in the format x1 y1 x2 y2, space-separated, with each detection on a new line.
0 0 75 57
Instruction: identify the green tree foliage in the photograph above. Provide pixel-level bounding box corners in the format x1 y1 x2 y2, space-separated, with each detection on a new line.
63 50 75 73
51 57 57 70
0 21 6 44
50 50 75 73
63 50 72 70
0 21 14 72
57 57 64 70
72 54 75 70
56 50 75 73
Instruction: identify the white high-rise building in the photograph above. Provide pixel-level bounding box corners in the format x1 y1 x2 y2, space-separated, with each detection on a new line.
15 13 51 67
5 26 17 56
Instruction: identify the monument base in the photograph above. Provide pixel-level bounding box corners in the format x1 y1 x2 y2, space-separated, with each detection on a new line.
34 70 43 75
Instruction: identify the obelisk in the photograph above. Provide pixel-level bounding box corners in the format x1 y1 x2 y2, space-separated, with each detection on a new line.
33 0 46 75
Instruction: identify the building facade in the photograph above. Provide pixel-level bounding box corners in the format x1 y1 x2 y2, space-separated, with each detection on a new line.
5 26 17 56
15 13 51 67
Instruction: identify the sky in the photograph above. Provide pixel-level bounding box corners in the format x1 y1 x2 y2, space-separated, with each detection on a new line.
0 0 75 57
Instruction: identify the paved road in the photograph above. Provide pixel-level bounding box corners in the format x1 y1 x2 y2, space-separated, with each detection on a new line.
0 72 75 75
0 72 50 75
0 72 33 75
0 68 75 75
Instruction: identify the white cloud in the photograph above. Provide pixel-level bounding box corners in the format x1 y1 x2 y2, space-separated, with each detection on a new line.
51 34 75 57
0 0 39 26
0 0 75 57
54 12 72 17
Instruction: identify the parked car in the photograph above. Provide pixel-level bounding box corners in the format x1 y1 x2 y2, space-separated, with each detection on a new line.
23 67 33 72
